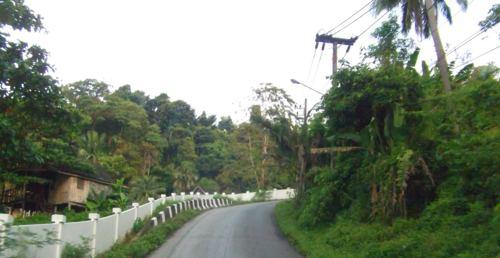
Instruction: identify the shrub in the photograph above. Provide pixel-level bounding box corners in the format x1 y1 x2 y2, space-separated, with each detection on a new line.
100 210 200 258
61 239 91 258
251 189 271 202
132 218 145 234
198 177 220 193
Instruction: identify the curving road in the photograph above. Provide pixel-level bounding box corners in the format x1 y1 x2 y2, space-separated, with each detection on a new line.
148 201 303 258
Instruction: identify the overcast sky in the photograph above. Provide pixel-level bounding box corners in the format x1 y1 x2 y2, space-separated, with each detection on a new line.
15 0 499 122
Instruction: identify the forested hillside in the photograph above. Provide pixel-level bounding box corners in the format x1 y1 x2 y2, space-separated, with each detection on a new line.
0 1 294 213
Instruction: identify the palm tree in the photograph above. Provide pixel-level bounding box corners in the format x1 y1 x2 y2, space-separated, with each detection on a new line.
129 176 165 202
374 0 468 92
78 130 106 164
169 162 198 192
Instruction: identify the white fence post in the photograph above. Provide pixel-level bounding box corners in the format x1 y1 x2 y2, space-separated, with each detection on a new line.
173 204 178 215
51 214 66 258
0 214 14 247
159 211 165 223
88 213 100 258
190 192 194 198
181 192 185 201
167 206 173 218
112 208 121 242
161 194 167 204
148 197 155 215
132 202 139 220
171 193 176 201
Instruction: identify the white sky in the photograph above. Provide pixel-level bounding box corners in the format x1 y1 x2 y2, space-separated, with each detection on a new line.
14 0 500 122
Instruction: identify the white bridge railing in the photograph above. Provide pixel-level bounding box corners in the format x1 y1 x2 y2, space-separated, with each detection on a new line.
0 188 294 258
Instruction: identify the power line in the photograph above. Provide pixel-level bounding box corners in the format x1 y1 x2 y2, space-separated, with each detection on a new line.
306 48 318 82
325 0 374 35
455 45 500 69
330 6 375 36
431 24 497 67
358 10 390 37
446 29 484 55
312 48 325 86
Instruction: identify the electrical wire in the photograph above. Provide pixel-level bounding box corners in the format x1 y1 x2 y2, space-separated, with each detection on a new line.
358 10 390 37
306 48 318 82
330 7 375 36
424 0 490 67
447 29 485 55
325 0 374 35
455 45 500 69
311 48 325 85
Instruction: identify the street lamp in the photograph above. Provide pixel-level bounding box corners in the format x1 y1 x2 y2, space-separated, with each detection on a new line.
289 79 323 198
290 79 324 95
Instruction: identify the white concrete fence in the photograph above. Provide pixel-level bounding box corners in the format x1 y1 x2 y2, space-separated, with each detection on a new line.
0 188 294 258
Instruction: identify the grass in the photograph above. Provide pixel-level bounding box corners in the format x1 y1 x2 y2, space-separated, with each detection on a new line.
13 210 113 225
12 200 180 225
99 209 201 258
275 201 500 258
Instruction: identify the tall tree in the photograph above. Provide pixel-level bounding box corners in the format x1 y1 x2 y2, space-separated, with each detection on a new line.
479 4 499 32
0 0 74 178
373 0 468 92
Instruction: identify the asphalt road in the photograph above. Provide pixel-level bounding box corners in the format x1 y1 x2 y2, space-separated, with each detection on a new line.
148 201 303 258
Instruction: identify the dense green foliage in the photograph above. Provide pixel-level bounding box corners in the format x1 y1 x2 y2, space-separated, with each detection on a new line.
0 0 293 215
277 201 499 258
277 15 499 258
61 239 91 258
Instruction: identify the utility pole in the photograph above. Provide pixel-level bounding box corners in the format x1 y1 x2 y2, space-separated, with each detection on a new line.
315 34 358 76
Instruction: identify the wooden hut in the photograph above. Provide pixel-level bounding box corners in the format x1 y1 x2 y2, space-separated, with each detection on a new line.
1 167 113 213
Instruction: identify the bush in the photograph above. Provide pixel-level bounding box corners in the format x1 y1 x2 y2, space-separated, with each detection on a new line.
61 239 91 258
100 210 200 258
132 218 145 234
251 189 271 202
276 200 500 258
12 213 52 225
198 177 220 193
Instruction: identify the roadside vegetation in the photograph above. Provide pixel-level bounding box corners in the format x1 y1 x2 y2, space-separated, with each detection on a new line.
100 210 200 258
274 7 500 258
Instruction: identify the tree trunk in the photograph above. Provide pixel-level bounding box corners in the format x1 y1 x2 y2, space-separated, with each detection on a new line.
297 144 306 196
247 134 261 189
260 134 268 188
425 0 452 92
